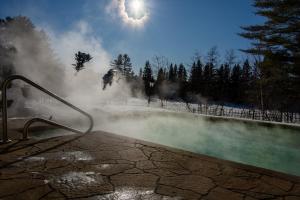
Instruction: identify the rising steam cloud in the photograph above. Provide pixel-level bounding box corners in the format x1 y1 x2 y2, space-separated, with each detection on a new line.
4 18 132 118
42 20 133 109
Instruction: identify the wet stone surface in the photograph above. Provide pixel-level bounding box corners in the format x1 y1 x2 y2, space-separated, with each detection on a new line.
0 131 300 200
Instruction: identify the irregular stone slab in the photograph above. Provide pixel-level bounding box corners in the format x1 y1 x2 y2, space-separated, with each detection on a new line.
203 187 244 200
159 175 215 194
261 175 293 191
118 148 148 161
156 184 201 199
136 160 156 169
50 171 113 198
111 173 158 188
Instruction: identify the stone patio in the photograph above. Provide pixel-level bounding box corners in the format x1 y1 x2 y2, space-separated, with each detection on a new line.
0 130 300 200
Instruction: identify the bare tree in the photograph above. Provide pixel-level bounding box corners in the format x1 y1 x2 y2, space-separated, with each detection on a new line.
225 49 237 68
151 55 169 78
206 46 219 66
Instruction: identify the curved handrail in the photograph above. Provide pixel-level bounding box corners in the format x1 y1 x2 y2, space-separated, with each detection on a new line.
22 118 84 139
1 75 93 143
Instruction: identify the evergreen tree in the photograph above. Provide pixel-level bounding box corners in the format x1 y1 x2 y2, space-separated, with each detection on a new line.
143 61 154 102
139 68 143 78
122 54 133 80
216 64 226 102
110 54 134 81
173 64 178 82
202 63 211 97
188 59 203 94
178 64 187 83
241 59 252 102
168 64 174 81
202 61 215 99
195 59 203 93
110 54 123 72
155 68 166 103
230 64 242 103
72 51 92 73
223 63 231 101
178 64 187 99
239 0 300 111
189 62 197 92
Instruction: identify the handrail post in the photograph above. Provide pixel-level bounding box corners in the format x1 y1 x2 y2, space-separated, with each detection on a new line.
1 78 11 143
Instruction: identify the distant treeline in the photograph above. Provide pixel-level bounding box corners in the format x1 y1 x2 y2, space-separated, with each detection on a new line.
110 52 267 110
113 0 300 113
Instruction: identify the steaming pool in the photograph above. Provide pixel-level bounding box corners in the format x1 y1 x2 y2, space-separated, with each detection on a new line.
34 109 300 176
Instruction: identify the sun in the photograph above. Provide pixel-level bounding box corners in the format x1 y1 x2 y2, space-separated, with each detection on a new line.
116 0 149 27
131 0 143 14
128 0 146 20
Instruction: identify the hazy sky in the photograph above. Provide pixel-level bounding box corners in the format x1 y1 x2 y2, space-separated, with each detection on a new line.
0 0 264 71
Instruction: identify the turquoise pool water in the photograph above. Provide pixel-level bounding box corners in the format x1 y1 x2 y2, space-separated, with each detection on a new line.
100 111 300 176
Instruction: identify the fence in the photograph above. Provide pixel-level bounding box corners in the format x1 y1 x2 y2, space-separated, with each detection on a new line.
160 101 300 124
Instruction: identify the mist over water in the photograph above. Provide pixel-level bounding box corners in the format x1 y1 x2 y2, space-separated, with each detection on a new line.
94 108 300 176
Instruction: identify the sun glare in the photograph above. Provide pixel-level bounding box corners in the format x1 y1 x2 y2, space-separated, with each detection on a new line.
129 0 146 20
131 0 143 13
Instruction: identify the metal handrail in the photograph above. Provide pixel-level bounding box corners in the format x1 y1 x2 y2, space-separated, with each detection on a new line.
1 75 94 143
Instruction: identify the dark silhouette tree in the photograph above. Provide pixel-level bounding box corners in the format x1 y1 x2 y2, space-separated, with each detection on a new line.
178 63 187 99
122 54 134 80
143 61 154 104
110 54 134 81
173 64 178 82
155 68 166 106
188 59 203 95
110 54 123 72
239 0 300 111
240 59 252 103
230 64 242 103
189 62 197 93
72 51 92 73
168 64 174 82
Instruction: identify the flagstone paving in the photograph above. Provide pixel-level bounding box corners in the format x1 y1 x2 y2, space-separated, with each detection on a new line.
0 131 300 200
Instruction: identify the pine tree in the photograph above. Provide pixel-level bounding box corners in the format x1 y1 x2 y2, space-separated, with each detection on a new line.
173 64 178 82
168 64 174 81
139 68 143 78
110 54 134 81
188 59 203 94
110 54 123 72
122 54 133 80
178 64 187 83
241 59 252 103
178 64 187 99
239 0 300 111
216 64 225 102
202 63 211 97
155 68 166 103
143 61 154 102
195 59 203 93
72 51 92 73
230 64 242 103
189 62 197 92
